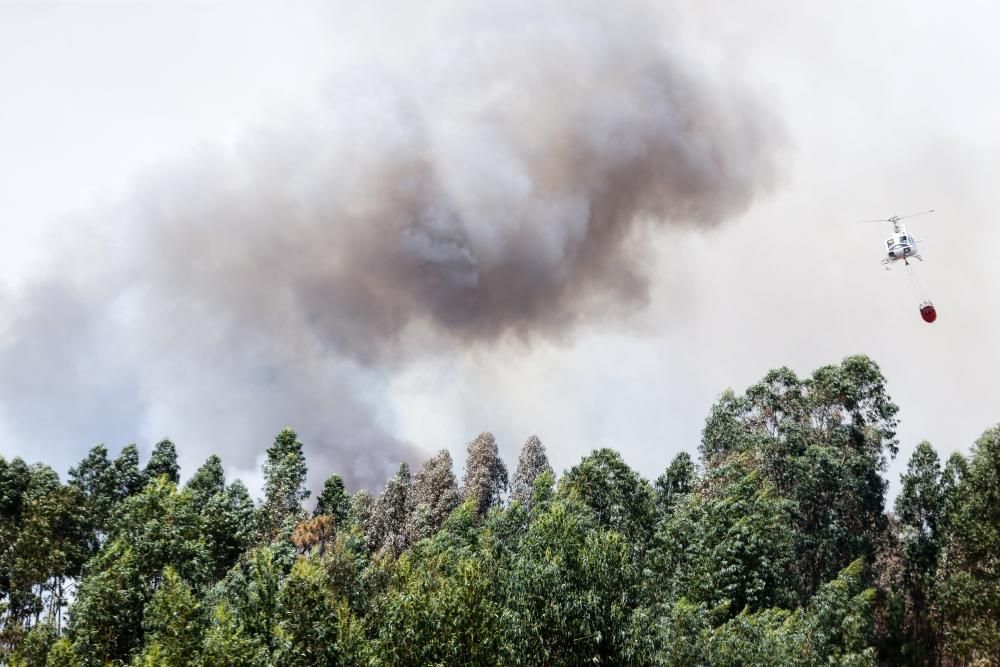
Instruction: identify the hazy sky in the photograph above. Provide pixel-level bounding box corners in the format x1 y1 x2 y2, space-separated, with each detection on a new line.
1 1 996 498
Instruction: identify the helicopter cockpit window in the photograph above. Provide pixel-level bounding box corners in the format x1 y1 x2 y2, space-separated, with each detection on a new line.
899 236 908 245
886 239 893 248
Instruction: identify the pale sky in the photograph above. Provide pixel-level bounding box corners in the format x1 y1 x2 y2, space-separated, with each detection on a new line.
1 1 996 498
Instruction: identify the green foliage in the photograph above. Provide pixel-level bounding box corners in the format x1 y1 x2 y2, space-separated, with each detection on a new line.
315 528 371 617
0 457 33 521
2 357 999 664
939 450 967 533
657 598 715 665
896 442 943 539
69 542 146 665
462 432 508 519
134 567 205 665
184 455 226 507
497 497 654 665
511 435 553 508
110 477 209 586
201 546 290 666
201 600 263 667
258 428 309 542
366 462 412 557
937 570 998 664
202 481 255 581
9 621 59 666
700 356 899 600
652 458 798 617
0 462 88 651
936 425 1000 664
373 540 500 665
892 441 944 661
655 450 696 515
143 439 180 485
67 445 117 545
43 638 78 667
559 447 655 545
794 560 877 665
313 473 350 524
69 478 208 665
274 557 366 666
113 444 146 502
410 450 462 537
659 560 876 666
348 489 374 531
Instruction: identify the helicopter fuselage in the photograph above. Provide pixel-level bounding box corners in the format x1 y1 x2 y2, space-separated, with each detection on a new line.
882 223 921 267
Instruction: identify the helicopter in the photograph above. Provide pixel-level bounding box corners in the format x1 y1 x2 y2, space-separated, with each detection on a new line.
857 209 934 270
858 209 937 323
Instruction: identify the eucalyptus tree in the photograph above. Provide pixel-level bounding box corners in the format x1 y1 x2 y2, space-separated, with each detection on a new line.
462 432 509 519
274 557 367 666
258 428 309 543
143 438 180 485
68 445 117 546
654 451 696 515
313 473 351 525
409 449 462 539
184 454 226 507
70 478 207 664
893 441 945 661
559 448 655 546
0 461 87 652
133 566 205 666
936 425 1000 663
511 435 553 508
367 463 412 557
497 495 654 665
113 444 145 501
203 481 256 581
651 456 797 618
700 355 900 599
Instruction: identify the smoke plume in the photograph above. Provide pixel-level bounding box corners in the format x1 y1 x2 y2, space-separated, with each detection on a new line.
0 1 779 490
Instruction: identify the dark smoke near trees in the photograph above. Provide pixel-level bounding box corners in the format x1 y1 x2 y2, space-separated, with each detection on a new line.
0 1 780 490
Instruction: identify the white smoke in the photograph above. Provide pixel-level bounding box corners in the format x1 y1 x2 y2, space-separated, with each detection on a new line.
0 0 780 490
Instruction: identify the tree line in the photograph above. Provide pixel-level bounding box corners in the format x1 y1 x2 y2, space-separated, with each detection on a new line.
0 354 997 665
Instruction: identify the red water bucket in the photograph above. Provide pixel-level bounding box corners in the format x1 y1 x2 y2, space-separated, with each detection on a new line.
919 302 937 323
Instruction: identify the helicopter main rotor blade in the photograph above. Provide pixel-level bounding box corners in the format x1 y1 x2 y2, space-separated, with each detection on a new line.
855 209 935 224
894 209 935 221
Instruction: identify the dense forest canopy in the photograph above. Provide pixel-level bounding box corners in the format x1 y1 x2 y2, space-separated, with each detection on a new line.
0 355 997 665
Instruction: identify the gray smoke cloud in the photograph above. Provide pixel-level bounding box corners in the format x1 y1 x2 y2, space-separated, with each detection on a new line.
0 1 780 491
